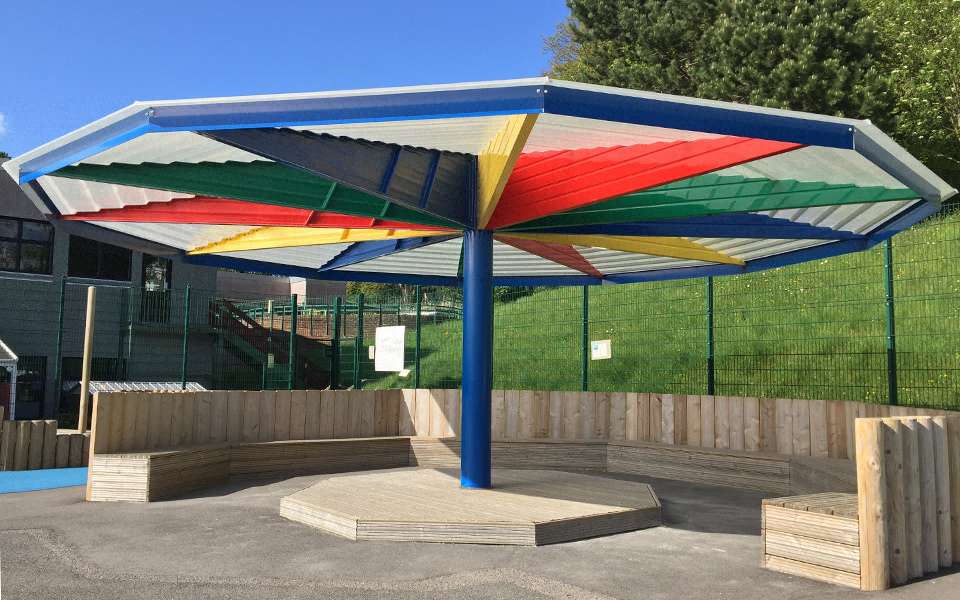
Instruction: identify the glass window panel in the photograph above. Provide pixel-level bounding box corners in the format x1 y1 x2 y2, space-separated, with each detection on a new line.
0 219 17 239
68 236 100 278
100 243 132 280
0 241 17 270
19 242 51 274
21 221 52 242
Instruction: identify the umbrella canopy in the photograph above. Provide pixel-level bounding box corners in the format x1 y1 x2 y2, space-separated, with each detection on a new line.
5 77 953 286
6 77 954 489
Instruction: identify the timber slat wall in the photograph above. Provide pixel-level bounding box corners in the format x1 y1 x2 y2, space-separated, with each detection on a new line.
0 418 89 471
403 390 957 461
87 389 960 466
91 390 403 455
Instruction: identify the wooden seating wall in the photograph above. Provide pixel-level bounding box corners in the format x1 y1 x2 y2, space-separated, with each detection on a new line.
86 388 853 503
761 416 960 591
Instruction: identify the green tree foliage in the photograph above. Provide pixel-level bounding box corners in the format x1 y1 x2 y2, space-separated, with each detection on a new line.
549 0 893 124
0 151 9 160
549 0 718 96
697 0 891 124
862 0 960 189
345 282 400 302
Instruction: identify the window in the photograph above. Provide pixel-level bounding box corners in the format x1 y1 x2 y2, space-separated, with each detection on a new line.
0 217 54 274
14 356 46 419
68 235 132 280
142 254 172 291
140 255 173 323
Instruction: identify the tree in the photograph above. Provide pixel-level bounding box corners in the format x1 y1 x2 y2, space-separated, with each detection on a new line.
696 0 891 125
861 0 960 189
549 0 893 125
345 282 403 302
550 0 718 96
0 151 9 160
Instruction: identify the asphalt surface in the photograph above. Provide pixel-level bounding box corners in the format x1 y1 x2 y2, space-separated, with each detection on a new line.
1 468 959 599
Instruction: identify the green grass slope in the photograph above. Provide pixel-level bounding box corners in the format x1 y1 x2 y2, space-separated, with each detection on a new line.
365 208 960 409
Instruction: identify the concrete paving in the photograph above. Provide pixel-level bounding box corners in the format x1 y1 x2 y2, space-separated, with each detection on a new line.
1 468 958 600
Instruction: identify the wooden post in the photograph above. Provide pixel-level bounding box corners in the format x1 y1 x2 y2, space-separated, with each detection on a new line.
78 286 97 432
917 416 939 572
932 416 953 567
856 418 890 591
902 418 924 578
946 416 960 563
881 418 907 585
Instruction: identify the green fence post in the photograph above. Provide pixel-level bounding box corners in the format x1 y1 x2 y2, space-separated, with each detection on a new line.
52 276 67 416
581 285 589 391
288 293 298 390
414 285 422 389
884 239 898 405
330 297 342 389
706 276 716 396
180 284 191 389
267 299 274 360
354 294 365 389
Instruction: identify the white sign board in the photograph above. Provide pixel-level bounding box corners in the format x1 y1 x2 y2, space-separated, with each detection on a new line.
590 339 612 360
375 326 406 372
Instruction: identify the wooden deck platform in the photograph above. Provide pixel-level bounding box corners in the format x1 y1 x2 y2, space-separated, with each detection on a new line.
280 468 661 545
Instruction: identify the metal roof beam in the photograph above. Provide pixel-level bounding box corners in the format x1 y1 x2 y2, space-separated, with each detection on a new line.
203 128 473 226
319 236 458 271
509 214 865 240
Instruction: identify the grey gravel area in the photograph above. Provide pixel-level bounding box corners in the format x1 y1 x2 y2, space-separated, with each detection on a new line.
1 469 958 600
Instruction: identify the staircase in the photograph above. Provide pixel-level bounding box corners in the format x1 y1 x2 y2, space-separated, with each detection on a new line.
209 300 330 389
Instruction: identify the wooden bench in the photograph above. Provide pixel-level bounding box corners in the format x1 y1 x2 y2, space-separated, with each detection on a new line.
87 444 230 502
409 438 607 472
761 416 960 591
606 440 793 494
230 437 411 477
762 493 861 588
91 435 818 502
88 438 413 501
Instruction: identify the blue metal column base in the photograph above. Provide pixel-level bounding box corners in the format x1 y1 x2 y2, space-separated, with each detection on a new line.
460 229 494 489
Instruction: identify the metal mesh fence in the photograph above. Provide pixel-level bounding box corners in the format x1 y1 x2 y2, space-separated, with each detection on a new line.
3 206 960 424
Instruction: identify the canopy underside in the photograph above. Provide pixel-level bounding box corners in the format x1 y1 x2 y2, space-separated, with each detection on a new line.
6 78 954 286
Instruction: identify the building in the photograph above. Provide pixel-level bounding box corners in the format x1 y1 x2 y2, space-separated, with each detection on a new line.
0 161 344 421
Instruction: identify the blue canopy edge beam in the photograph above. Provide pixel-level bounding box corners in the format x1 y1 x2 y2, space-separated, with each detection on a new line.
542 84 856 149
182 252 460 286
16 84 546 183
149 85 545 131
203 128 474 227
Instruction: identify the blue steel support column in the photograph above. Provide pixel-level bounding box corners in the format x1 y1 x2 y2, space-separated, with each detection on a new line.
460 229 494 489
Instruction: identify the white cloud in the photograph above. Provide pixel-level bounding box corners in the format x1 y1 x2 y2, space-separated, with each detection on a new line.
0 113 6 136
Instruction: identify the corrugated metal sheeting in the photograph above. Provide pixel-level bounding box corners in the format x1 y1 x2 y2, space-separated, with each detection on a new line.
3 77 955 286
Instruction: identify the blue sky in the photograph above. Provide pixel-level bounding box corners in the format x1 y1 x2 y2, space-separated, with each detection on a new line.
1 1 569 156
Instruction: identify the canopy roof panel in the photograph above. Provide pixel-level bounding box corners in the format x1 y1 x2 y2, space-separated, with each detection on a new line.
6 77 955 287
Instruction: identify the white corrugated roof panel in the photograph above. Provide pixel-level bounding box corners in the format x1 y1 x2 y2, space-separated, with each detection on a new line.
39 175 196 214
92 221 255 251
342 238 463 276
492 240 583 276
215 244 353 269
